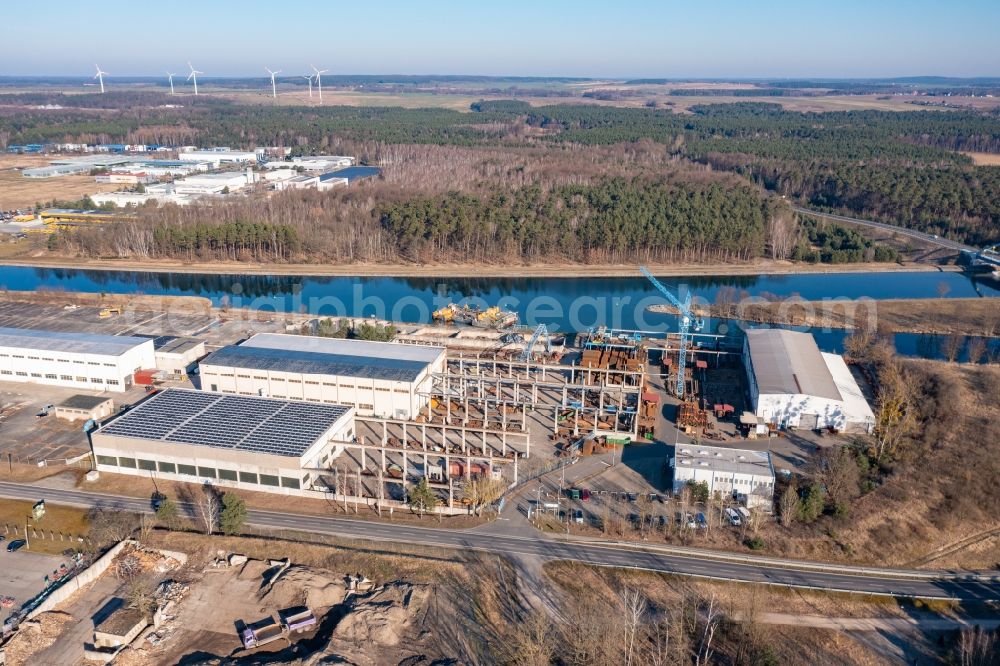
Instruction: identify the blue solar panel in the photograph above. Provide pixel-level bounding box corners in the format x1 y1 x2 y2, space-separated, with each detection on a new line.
202 344 426 382
100 388 350 457
321 166 380 182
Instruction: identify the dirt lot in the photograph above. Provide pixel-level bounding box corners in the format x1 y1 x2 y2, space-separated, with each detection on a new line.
108 532 464 666
962 151 1000 166
0 154 120 211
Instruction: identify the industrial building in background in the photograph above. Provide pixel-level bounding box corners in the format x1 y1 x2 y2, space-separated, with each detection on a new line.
91 388 355 496
150 336 207 377
743 329 875 433
0 327 155 392
198 334 445 419
670 444 776 509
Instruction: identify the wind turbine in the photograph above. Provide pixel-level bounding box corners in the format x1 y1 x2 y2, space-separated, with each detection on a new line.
93 65 108 93
187 62 203 95
166 71 176 95
310 64 328 103
265 67 281 98
302 74 313 98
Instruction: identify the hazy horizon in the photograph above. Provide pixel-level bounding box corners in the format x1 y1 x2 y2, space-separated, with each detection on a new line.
4 0 999 79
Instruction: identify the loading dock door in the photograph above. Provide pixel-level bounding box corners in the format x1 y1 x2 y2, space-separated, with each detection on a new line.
798 413 819 430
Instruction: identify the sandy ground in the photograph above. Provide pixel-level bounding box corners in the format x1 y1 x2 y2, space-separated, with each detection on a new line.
0 256 958 278
0 154 120 210
962 151 1000 166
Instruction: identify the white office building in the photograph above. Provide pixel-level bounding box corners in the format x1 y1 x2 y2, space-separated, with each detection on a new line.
744 329 875 434
671 444 775 509
92 388 355 496
199 334 446 419
176 150 258 166
0 327 155 392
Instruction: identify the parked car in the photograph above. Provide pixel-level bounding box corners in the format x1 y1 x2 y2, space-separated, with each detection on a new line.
580 488 591 502
695 513 708 529
568 488 581 500
657 515 667 528
7 539 26 552
626 492 638 503
724 507 742 526
736 507 752 524
684 513 696 529
573 509 584 524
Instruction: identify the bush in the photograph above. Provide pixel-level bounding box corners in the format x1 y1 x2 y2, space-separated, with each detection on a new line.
745 536 766 550
154 497 179 529
799 483 826 523
219 493 247 535
686 480 709 504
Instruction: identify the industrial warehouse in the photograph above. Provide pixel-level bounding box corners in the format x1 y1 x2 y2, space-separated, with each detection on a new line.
670 444 776 510
199 334 446 419
91 388 355 495
743 328 876 433
0 327 154 392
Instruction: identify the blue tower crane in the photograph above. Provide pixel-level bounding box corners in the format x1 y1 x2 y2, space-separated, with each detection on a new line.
640 266 704 397
520 323 551 362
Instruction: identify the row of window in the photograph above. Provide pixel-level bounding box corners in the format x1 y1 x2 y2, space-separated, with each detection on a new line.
0 353 115 367
95 455 301 489
0 371 119 385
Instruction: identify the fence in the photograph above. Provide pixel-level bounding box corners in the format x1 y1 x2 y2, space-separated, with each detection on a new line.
2 524 91 548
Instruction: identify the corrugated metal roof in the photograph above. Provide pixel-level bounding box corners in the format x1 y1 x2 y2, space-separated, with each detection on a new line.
0 327 151 356
746 329 841 401
100 388 350 458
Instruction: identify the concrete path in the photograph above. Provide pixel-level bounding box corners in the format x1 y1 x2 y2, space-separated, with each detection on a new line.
33 573 119 666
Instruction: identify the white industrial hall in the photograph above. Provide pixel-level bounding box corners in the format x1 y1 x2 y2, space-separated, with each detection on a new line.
198 334 446 419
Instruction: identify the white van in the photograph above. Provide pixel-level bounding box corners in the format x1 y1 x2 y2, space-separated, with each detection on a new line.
724 507 742 526
736 507 752 524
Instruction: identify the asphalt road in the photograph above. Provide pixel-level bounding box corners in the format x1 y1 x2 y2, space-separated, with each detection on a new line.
791 205 975 253
2 481 998 602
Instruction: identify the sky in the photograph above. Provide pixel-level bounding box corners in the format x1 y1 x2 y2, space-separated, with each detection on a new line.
3 0 999 78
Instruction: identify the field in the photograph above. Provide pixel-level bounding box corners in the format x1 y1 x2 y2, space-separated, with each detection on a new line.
963 151 1000 165
0 154 119 210
654 296 1000 337
0 498 90 555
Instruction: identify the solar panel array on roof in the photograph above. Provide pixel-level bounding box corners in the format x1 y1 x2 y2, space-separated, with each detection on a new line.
203 341 437 383
0 327 150 356
242 333 443 363
100 388 350 458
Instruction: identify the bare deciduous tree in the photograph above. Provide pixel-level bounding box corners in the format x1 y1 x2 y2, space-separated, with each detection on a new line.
966 336 987 365
695 593 720 666
873 360 916 461
778 485 800 527
461 476 507 516
87 507 140 548
768 208 798 259
942 334 966 363
619 587 647 666
197 484 219 535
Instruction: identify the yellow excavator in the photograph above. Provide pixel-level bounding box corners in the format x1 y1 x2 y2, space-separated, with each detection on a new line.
98 308 121 318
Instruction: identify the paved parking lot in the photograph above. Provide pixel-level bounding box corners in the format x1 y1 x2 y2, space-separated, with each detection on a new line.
0 549 66 623
0 378 196 465
0 301 215 339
